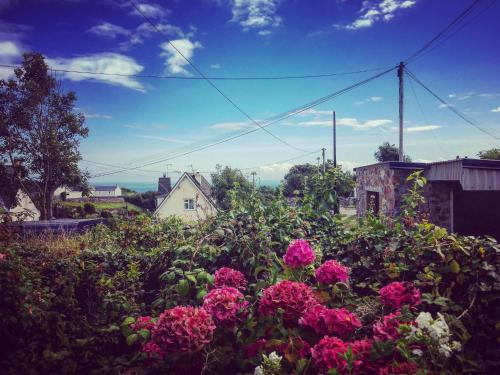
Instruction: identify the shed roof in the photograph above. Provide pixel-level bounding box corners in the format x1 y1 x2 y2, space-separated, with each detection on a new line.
93 185 118 191
353 161 427 171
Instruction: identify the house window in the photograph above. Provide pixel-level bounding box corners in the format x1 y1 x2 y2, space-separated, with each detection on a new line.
366 191 380 214
184 199 195 210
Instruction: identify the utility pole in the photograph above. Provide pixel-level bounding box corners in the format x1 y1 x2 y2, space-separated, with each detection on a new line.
321 148 326 175
333 111 337 168
165 163 172 177
251 171 257 190
398 61 405 162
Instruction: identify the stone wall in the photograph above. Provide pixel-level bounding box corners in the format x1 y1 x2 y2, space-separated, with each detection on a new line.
422 182 454 231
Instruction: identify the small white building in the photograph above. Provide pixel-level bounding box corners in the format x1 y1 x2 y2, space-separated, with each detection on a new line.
0 189 40 221
155 172 217 222
91 185 122 197
54 186 84 200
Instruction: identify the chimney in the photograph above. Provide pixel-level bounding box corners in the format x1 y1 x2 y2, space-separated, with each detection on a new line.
158 176 172 195
194 172 202 185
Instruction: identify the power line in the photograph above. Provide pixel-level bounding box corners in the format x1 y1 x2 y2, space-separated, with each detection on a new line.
239 150 321 172
405 0 484 63
89 66 396 178
406 68 500 141
0 63 389 81
128 0 309 154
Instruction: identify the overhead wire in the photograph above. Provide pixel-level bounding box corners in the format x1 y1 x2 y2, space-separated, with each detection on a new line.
406 68 500 141
89 66 397 178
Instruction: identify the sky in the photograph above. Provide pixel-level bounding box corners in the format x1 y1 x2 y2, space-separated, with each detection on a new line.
0 0 499 186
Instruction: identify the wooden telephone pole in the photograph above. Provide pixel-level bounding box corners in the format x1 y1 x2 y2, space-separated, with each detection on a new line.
398 62 405 162
321 148 326 174
333 111 337 167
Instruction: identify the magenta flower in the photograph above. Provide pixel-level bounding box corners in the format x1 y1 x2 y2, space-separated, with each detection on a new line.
300 305 361 337
214 267 248 290
283 239 316 269
202 287 248 326
315 260 349 285
373 312 404 341
131 316 155 332
311 337 372 373
379 281 421 309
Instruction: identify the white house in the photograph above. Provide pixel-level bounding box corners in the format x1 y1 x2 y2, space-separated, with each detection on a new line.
54 186 83 200
0 189 40 221
91 185 122 197
155 172 217 222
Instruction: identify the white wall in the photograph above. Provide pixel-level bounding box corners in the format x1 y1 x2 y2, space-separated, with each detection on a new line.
155 176 216 222
91 186 122 197
54 186 83 199
9 190 40 221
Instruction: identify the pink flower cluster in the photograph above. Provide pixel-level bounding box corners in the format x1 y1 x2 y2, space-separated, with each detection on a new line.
311 336 373 373
283 239 316 269
373 312 404 341
315 260 349 285
379 281 421 309
202 286 248 325
149 306 215 355
300 305 361 337
379 362 419 375
259 280 318 322
131 316 155 332
214 267 247 290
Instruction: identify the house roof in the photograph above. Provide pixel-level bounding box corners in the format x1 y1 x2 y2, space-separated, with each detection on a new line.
154 172 217 214
93 185 119 191
354 161 427 171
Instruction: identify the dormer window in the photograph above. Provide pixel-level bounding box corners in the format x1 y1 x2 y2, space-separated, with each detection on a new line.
184 199 195 210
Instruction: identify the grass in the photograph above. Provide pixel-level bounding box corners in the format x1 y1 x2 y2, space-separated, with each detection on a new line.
59 201 144 212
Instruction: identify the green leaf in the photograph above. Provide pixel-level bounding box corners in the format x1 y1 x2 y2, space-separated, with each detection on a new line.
177 279 190 296
126 334 139 346
121 317 135 327
450 260 461 274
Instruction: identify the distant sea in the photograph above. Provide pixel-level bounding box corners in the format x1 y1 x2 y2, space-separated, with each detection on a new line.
97 179 280 193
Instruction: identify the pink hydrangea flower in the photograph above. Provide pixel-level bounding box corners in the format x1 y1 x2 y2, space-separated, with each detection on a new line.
379 362 419 375
0 253 7 262
244 338 267 358
142 341 166 359
379 282 421 309
300 305 361 337
259 280 318 322
131 316 155 332
311 337 372 373
315 260 349 285
373 312 404 341
150 306 215 354
214 267 248 290
202 287 248 326
283 239 316 269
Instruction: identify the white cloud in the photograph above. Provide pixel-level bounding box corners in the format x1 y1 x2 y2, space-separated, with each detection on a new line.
260 162 294 173
353 96 383 105
0 40 23 79
438 103 454 109
160 38 202 75
130 2 168 19
224 0 282 34
210 63 221 69
339 0 417 30
449 91 500 101
297 117 393 130
406 125 441 132
87 22 130 38
82 111 113 120
210 121 255 131
135 135 189 144
491 107 500 113
47 53 145 91
371 96 383 101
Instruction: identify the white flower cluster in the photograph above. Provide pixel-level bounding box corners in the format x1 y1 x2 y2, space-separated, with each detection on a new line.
254 351 283 375
412 312 461 358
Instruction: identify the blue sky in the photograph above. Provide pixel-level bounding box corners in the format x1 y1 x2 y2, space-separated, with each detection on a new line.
0 0 499 185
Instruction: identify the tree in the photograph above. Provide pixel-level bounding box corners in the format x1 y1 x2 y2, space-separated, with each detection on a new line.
0 53 88 219
257 185 277 205
477 148 500 160
374 142 412 162
282 163 319 197
210 165 252 210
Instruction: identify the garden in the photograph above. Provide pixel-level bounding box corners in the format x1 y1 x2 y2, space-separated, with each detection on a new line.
0 174 499 374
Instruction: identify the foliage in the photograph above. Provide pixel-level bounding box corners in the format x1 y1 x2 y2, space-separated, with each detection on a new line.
282 163 319 197
374 142 412 162
211 164 252 210
0 176 499 374
124 190 157 212
0 52 88 219
477 147 500 160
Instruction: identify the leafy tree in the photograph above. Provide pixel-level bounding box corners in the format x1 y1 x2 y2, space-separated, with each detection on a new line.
374 142 412 162
0 52 89 219
282 163 319 197
477 148 500 160
0 162 22 211
211 165 252 210
257 185 277 205
124 190 157 212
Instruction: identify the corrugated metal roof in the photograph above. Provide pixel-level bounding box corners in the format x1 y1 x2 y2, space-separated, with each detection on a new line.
426 159 500 191
93 185 118 191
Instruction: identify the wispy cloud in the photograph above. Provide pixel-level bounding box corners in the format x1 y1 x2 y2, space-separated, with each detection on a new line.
81 111 113 120
406 125 441 133
87 22 131 38
0 40 23 79
210 121 257 132
135 134 189 144
219 0 283 35
210 63 221 69
336 0 417 30
47 53 145 91
353 96 383 105
449 92 500 101
438 103 454 109
297 117 393 130
491 107 500 113
160 38 202 75
129 2 169 19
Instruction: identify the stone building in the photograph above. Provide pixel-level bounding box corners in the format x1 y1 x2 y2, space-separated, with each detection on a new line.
355 159 500 239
